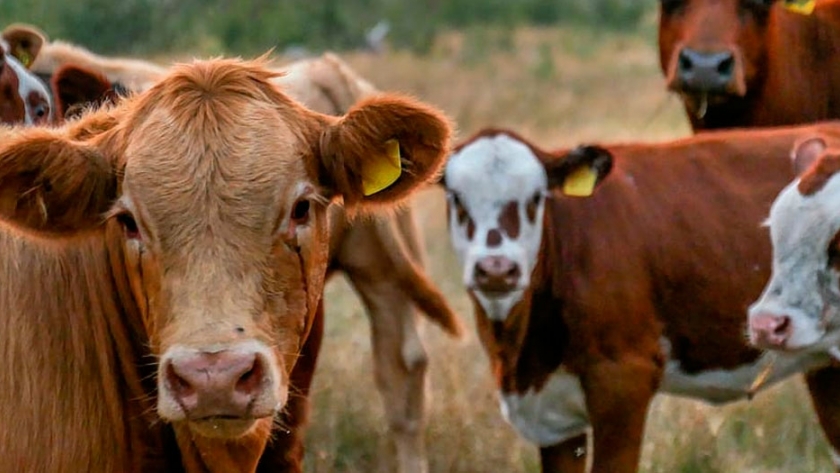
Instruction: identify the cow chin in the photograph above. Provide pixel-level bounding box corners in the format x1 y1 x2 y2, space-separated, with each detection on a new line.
187 415 275 439
474 290 524 322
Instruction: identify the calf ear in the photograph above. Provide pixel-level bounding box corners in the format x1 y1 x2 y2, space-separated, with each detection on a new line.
1 23 47 69
544 145 614 197
0 130 118 233
51 64 113 120
791 135 826 176
318 94 451 210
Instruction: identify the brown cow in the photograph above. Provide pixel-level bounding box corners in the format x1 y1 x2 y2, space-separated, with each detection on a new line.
49 49 464 472
0 57 452 473
441 125 840 472
0 24 51 125
658 0 840 130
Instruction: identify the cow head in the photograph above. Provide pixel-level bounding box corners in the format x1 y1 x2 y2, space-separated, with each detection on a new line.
749 135 840 352
0 59 450 444
442 130 611 322
0 24 51 125
658 0 794 120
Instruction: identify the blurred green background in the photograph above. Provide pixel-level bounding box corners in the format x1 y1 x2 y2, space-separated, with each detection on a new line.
5 0 652 55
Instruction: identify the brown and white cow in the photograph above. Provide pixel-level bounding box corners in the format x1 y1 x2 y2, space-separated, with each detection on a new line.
0 24 51 125
441 125 840 473
658 0 840 130
749 135 840 356
0 57 451 473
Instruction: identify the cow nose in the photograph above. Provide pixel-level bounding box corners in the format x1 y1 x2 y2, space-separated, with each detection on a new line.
473 256 521 294
165 350 267 418
676 48 735 93
749 313 792 349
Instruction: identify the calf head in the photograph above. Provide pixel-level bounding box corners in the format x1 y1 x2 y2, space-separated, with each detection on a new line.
749 135 840 352
442 129 611 324
0 58 450 448
658 0 807 121
0 24 51 125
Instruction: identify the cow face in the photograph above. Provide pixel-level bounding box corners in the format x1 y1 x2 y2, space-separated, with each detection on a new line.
0 59 450 441
0 25 51 125
749 136 840 352
658 0 776 117
444 132 549 322
443 131 613 323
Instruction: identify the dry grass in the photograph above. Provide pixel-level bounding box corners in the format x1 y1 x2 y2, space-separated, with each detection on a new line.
290 23 836 473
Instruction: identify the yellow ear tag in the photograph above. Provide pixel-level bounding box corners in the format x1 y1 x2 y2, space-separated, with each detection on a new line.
14 47 32 68
361 138 402 196
783 0 815 15
562 165 598 197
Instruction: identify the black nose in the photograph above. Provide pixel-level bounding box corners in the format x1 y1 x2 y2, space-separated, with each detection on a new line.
473 256 521 294
676 48 735 93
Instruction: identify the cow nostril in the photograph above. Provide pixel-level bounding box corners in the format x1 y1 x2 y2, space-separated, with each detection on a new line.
166 362 195 399
235 356 264 395
505 266 520 279
717 55 734 77
774 316 791 336
678 52 693 72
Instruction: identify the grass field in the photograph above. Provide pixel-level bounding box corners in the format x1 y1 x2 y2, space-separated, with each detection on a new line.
263 22 834 473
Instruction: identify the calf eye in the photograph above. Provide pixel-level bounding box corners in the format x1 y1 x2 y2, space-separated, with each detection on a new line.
291 199 310 224
451 193 469 226
116 212 141 240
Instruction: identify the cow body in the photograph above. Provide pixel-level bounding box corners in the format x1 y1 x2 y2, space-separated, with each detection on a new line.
0 24 51 125
442 125 840 472
0 58 451 473
659 0 840 130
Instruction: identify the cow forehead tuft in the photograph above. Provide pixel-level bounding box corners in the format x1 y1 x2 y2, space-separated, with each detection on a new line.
446 134 547 200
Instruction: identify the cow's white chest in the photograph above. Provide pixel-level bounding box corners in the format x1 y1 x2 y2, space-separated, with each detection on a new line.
660 341 831 404
499 369 590 446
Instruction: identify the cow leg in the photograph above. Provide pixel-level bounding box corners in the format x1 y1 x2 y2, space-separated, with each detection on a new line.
539 433 588 473
336 209 432 473
346 273 429 473
806 366 840 473
257 300 325 473
582 359 659 473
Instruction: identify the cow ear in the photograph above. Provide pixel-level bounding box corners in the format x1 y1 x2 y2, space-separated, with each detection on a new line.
51 64 114 120
791 135 827 176
318 94 451 211
1 23 47 69
545 145 614 197
0 130 118 233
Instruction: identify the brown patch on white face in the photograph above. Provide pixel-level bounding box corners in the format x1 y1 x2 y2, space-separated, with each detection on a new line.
798 151 840 196
486 228 502 247
499 200 520 239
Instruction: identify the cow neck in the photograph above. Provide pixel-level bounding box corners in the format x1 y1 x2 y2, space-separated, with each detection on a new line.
0 223 179 472
475 211 569 395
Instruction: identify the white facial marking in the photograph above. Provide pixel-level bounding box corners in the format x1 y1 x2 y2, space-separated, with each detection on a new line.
444 134 548 321
749 173 840 351
499 368 589 446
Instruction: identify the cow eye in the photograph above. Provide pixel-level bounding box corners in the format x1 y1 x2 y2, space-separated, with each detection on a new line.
116 212 141 240
451 193 469 226
291 199 310 224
